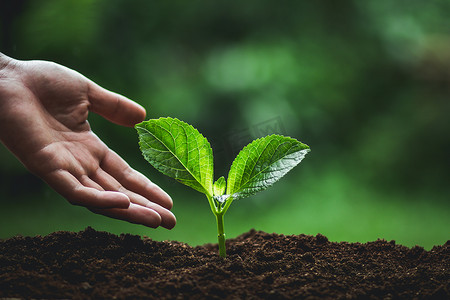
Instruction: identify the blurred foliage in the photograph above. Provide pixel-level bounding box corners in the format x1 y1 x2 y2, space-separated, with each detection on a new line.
1 0 449 249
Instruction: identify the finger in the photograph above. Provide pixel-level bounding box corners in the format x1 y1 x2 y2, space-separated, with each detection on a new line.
101 150 173 209
87 81 146 127
90 166 123 192
91 167 176 229
44 169 130 209
79 174 104 191
143 201 176 229
89 203 163 228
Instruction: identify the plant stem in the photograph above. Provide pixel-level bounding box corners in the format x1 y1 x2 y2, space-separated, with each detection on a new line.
215 213 226 258
206 194 218 215
207 194 233 257
220 196 233 215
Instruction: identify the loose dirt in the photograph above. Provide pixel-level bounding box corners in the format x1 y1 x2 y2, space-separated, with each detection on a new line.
0 227 448 299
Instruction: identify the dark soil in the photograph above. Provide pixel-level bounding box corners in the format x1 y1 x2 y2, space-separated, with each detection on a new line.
0 227 448 299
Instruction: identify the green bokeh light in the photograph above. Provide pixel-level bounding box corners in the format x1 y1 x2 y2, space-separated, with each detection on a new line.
1 0 448 249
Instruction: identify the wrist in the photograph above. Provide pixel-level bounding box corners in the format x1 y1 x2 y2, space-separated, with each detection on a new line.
0 53 13 72
0 53 20 110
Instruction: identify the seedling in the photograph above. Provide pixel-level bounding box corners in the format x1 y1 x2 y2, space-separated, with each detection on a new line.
135 117 310 257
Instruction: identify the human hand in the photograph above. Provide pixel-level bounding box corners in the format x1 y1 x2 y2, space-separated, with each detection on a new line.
0 54 176 229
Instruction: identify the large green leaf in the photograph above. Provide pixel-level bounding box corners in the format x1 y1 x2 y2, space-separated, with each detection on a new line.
135 117 214 196
226 135 310 200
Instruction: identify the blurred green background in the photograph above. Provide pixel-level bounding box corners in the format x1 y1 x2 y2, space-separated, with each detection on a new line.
1 0 449 249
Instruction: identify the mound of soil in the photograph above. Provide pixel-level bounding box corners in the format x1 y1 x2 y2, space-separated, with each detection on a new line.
0 227 448 299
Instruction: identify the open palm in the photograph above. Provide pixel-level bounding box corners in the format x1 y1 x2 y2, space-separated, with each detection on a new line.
0 56 175 229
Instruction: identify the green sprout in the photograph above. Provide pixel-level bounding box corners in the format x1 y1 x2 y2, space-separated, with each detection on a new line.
135 117 310 257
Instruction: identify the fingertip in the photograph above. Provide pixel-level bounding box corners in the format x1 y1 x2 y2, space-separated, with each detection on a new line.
129 101 146 125
163 213 177 230
126 203 162 228
88 82 147 127
143 208 162 228
137 103 147 121
147 183 173 210
145 202 176 229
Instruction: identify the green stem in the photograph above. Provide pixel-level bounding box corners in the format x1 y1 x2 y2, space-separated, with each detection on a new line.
206 194 218 214
220 196 233 215
207 194 233 257
215 213 226 258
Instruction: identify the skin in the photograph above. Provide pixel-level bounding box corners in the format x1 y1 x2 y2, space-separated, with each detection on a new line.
0 53 176 229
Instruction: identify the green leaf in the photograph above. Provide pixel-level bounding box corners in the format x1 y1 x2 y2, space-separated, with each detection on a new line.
135 117 214 196
226 135 310 200
213 176 226 197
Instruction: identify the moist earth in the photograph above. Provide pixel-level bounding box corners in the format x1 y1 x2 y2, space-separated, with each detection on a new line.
0 227 448 299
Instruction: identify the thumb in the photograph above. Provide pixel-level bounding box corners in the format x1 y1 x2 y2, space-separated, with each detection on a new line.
87 81 146 127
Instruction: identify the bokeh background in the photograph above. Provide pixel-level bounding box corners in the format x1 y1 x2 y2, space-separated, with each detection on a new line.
1 0 449 249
